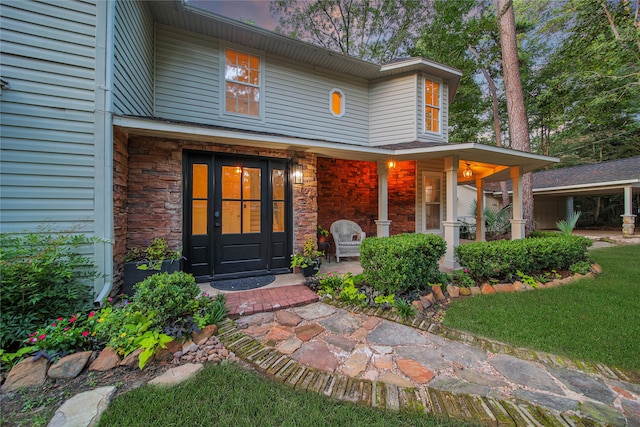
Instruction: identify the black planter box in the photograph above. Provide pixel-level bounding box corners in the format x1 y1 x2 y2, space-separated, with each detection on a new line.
123 259 181 296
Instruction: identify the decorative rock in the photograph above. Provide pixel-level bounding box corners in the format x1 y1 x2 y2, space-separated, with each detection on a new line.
192 324 218 345
182 340 198 354
276 310 303 327
431 285 446 301
89 347 120 372
513 281 525 291
155 339 183 361
120 348 144 368
2 356 49 392
459 287 471 296
446 285 460 298
591 263 603 274
295 323 325 341
149 363 204 386
469 286 481 295
492 283 515 293
48 351 92 379
480 283 496 295
47 386 115 427
411 300 423 311
420 293 435 308
396 358 434 384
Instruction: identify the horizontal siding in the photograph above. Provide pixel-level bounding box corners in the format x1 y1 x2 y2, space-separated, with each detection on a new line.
113 0 154 115
154 24 370 145
369 75 417 145
0 0 97 235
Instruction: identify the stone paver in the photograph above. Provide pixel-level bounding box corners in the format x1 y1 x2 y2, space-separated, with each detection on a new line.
367 321 430 346
47 386 115 427
319 310 364 335
148 363 203 386
490 354 564 394
291 341 339 372
294 323 324 341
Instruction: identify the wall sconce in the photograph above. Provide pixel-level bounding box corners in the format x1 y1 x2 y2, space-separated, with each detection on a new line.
292 162 304 184
387 160 396 170
462 163 473 179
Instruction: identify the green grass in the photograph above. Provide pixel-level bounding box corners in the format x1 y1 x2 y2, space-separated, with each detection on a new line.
443 244 640 371
99 362 472 427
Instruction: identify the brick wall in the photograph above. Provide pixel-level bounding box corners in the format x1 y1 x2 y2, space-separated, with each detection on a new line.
317 158 416 238
112 126 128 293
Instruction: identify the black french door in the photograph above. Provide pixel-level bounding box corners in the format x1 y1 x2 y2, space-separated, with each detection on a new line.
184 152 291 281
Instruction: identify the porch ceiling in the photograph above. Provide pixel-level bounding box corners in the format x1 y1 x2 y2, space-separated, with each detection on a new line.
113 116 558 179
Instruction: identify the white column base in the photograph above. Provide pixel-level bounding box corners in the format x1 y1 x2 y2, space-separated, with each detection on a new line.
510 219 525 240
622 214 636 237
443 221 460 269
375 220 391 237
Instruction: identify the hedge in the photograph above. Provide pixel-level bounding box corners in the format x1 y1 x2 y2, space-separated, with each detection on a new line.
454 234 592 283
360 233 446 294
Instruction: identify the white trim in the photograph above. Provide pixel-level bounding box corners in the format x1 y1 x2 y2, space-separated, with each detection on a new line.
380 58 463 77
219 43 265 122
492 180 640 196
329 88 345 118
422 171 443 233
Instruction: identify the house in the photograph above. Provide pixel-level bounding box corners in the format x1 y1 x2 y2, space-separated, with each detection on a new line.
488 156 640 233
0 0 558 301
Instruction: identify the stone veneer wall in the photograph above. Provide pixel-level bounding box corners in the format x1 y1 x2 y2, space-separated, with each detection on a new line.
317 158 416 238
112 127 317 291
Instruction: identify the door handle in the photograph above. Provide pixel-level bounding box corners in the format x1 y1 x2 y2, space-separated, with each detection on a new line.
214 211 221 227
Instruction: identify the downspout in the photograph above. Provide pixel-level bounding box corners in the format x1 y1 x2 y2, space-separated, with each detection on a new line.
94 0 115 303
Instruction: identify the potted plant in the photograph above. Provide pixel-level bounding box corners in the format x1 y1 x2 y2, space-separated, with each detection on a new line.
317 225 329 243
290 238 323 277
123 238 182 296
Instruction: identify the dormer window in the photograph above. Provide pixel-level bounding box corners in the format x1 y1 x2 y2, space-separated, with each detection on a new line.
225 48 261 117
424 79 440 133
329 88 345 117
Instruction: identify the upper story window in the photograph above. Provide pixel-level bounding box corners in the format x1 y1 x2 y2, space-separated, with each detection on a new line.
225 48 261 117
329 88 345 117
424 79 440 133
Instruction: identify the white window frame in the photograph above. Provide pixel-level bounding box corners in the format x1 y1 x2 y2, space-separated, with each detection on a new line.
423 76 442 135
329 88 345 117
422 171 443 233
220 44 264 121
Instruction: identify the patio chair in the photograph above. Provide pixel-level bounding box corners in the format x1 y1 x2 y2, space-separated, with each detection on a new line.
330 220 366 262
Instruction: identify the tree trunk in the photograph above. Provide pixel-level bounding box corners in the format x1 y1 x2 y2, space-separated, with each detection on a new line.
497 0 534 233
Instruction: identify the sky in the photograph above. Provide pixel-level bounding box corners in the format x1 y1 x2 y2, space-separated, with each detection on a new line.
188 0 280 30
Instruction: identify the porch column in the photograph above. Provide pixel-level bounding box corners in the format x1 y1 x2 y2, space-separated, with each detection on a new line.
510 166 525 239
566 196 574 218
375 161 391 237
475 176 485 242
622 185 636 237
443 156 460 269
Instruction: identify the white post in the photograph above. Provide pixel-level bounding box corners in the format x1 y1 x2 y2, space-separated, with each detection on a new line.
375 161 391 237
476 176 485 242
566 196 574 218
443 156 460 269
510 166 525 239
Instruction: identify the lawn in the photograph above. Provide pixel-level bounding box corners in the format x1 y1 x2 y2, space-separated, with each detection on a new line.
98 362 473 427
443 243 640 371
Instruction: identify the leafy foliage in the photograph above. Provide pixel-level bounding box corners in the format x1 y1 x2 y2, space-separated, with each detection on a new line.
194 293 229 328
393 298 418 320
290 238 323 269
557 211 582 235
0 232 99 351
360 233 446 294
125 238 181 271
26 312 95 357
455 234 591 283
132 272 200 327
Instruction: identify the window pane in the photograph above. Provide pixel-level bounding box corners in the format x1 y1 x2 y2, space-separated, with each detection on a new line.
238 52 249 68
249 55 259 70
222 201 241 234
273 201 285 232
192 200 207 235
425 204 440 229
424 176 440 203
432 82 439 107
243 168 261 199
273 169 284 200
222 166 241 199
331 91 342 115
250 70 260 85
192 164 208 199
226 49 236 67
243 202 261 233
425 106 439 133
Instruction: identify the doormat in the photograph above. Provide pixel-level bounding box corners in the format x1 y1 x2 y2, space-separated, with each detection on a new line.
210 275 276 291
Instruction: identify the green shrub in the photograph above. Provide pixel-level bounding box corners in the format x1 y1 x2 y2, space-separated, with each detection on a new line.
0 232 99 351
194 293 229 328
360 233 446 295
455 235 591 283
132 272 200 326
450 270 475 287
394 298 418 320
26 311 95 357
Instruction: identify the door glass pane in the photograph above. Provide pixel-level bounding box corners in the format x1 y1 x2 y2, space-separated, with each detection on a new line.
192 164 208 199
192 200 207 235
273 169 284 200
222 166 241 199
424 177 440 203
243 202 261 233
425 204 441 230
222 201 241 234
273 201 285 232
243 168 261 199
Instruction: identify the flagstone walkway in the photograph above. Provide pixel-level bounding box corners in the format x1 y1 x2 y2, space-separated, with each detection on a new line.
218 300 640 426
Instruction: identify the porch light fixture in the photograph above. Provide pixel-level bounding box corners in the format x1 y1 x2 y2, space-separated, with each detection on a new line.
388 160 396 170
462 163 473 179
292 162 304 184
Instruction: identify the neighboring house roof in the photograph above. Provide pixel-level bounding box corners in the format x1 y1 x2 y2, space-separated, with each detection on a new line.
487 156 640 195
148 1 462 102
